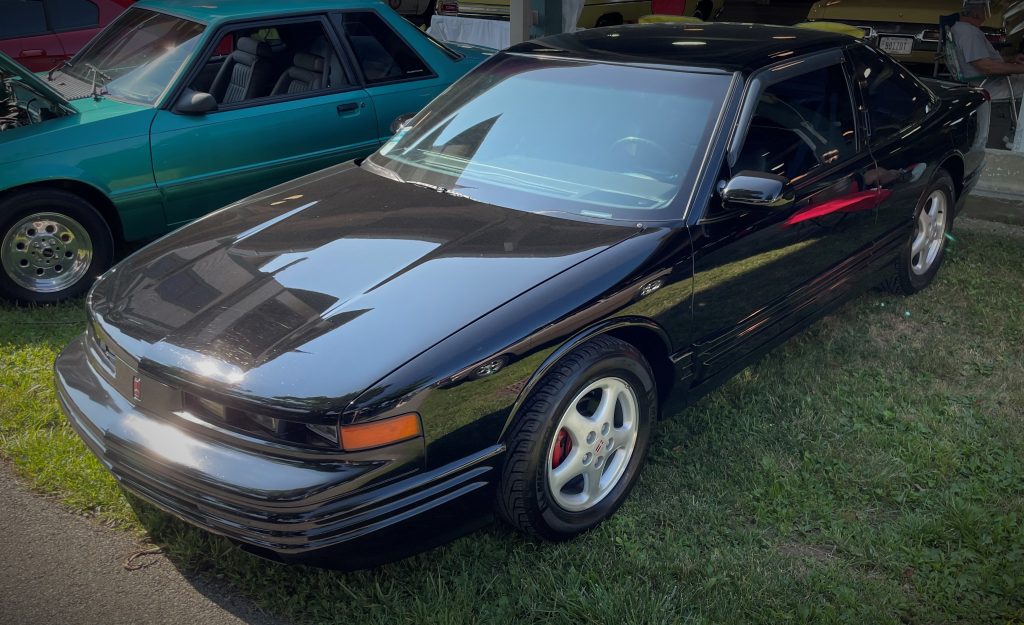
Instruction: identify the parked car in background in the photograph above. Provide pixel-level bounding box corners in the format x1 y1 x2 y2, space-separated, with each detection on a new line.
436 0 723 29
0 0 133 72
805 0 1024 66
56 24 988 568
0 0 489 304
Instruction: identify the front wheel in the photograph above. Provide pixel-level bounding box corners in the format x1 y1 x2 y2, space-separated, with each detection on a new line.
0 189 114 304
884 172 954 295
495 335 657 540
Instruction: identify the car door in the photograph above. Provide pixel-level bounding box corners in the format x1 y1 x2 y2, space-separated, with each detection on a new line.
332 10 452 143
846 44 949 246
151 15 379 227
0 0 64 72
688 51 883 382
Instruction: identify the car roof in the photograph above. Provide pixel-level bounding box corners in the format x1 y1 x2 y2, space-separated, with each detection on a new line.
511 22 854 74
134 0 383 23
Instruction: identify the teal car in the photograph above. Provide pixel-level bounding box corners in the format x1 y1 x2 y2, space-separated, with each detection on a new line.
0 0 490 303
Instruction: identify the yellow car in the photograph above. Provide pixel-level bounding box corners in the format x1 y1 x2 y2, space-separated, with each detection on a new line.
437 0 723 29
806 0 1024 65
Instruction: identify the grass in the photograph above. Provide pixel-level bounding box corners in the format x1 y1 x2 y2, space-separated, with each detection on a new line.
2 228 1023 625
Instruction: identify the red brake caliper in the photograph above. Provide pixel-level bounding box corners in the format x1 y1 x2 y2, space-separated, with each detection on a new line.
551 429 572 469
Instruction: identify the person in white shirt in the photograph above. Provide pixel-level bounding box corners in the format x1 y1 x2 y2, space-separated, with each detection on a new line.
950 0 1024 101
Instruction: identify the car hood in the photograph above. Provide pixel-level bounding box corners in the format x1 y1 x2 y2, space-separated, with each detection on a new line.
0 51 73 110
89 164 639 413
808 0 1008 28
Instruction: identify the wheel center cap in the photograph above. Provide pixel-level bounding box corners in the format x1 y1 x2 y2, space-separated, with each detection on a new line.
595 439 606 454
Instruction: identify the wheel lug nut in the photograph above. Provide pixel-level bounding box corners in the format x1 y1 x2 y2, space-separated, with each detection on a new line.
601 423 610 435
586 431 596 445
582 452 592 465
595 456 605 469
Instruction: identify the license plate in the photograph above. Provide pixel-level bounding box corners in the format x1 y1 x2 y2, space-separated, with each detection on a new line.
879 36 914 56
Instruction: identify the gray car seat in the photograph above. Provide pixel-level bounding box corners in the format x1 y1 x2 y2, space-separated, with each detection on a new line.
210 37 276 104
271 52 326 95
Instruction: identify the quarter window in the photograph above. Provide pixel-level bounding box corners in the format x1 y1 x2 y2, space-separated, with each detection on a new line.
0 0 47 38
48 0 99 30
848 44 932 143
735 64 857 182
339 12 430 83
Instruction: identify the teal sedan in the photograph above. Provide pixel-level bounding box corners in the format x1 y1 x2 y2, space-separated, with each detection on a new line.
0 0 490 303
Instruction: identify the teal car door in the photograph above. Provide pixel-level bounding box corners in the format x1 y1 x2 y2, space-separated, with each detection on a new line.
333 10 455 143
150 16 379 227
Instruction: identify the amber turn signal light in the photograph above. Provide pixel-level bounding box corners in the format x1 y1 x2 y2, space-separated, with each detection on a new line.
339 413 421 451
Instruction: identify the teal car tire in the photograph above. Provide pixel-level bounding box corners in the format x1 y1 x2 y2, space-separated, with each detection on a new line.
0 189 114 304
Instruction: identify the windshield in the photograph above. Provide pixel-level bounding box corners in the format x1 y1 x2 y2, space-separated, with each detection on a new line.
366 54 732 221
62 8 205 106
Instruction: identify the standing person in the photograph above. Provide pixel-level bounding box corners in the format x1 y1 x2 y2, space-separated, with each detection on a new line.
951 0 1024 102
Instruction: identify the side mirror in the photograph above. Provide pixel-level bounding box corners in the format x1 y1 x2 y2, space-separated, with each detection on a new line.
175 89 218 115
720 171 795 211
389 113 415 134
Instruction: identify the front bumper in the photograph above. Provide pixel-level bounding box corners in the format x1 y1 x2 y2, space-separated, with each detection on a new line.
55 335 502 561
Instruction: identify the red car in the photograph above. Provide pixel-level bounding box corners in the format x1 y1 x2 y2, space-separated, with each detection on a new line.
0 0 133 72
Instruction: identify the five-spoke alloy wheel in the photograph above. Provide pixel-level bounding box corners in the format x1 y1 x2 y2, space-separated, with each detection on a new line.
496 335 657 540
887 171 954 295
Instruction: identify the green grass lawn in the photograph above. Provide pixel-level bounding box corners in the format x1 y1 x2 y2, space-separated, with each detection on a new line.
1 228 1022 625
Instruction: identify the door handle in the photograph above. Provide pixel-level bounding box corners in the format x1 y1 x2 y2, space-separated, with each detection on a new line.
20 49 45 57
337 102 360 114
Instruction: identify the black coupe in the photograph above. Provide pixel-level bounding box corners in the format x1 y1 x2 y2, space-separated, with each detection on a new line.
55 23 988 568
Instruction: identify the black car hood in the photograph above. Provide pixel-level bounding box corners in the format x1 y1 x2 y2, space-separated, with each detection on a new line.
90 164 639 413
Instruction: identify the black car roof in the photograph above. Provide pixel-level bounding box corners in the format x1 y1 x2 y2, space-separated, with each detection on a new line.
510 22 854 74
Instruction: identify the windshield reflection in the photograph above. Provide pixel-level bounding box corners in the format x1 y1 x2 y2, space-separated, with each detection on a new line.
60 8 205 106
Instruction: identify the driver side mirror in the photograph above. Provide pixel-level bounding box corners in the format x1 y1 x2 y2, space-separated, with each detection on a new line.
720 171 795 211
175 89 218 115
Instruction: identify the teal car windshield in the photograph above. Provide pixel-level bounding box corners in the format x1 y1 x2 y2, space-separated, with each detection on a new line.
366 54 731 221
63 8 205 106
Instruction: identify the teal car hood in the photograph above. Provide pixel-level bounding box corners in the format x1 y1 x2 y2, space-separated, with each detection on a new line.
0 51 73 112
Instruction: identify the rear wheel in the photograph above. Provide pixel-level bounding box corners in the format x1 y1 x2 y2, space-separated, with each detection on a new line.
495 335 657 540
884 171 954 295
594 13 623 27
693 0 713 19
0 189 114 304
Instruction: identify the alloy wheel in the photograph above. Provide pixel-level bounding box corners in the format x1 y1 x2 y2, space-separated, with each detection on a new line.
546 376 639 512
1 212 94 293
910 189 947 276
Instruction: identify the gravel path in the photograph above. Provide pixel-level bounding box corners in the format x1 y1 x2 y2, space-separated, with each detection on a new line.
0 465 290 625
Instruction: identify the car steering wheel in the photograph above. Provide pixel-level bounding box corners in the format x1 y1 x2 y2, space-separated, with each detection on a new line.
610 136 676 180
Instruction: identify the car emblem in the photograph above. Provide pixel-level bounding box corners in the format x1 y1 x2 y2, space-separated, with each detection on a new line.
132 376 142 401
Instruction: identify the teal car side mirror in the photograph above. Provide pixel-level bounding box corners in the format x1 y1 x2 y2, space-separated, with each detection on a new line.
175 89 218 115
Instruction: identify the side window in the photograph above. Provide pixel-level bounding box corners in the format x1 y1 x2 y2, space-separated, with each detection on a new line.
735 64 857 182
848 44 932 143
48 0 99 30
339 12 431 84
188 20 351 107
0 0 48 38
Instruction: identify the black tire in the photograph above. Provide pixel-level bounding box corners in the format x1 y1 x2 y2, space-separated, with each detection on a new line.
495 335 657 541
694 0 713 20
594 13 623 28
0 188 114 304
884 171 955 295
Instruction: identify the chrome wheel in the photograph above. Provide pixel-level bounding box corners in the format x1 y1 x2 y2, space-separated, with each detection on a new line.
910 190 947 276
1 212 93 293
546 377 639 513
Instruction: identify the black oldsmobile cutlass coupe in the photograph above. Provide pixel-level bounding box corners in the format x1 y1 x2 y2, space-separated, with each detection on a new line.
56 23 988 567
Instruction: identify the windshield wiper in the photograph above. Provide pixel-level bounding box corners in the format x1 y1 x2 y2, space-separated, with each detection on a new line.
84 63 112 100
48 60 72 82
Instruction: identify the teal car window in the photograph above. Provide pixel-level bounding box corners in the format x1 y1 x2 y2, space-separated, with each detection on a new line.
366 54 732 221
63 8 205 106
340 12 431 83
189 19 350 106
